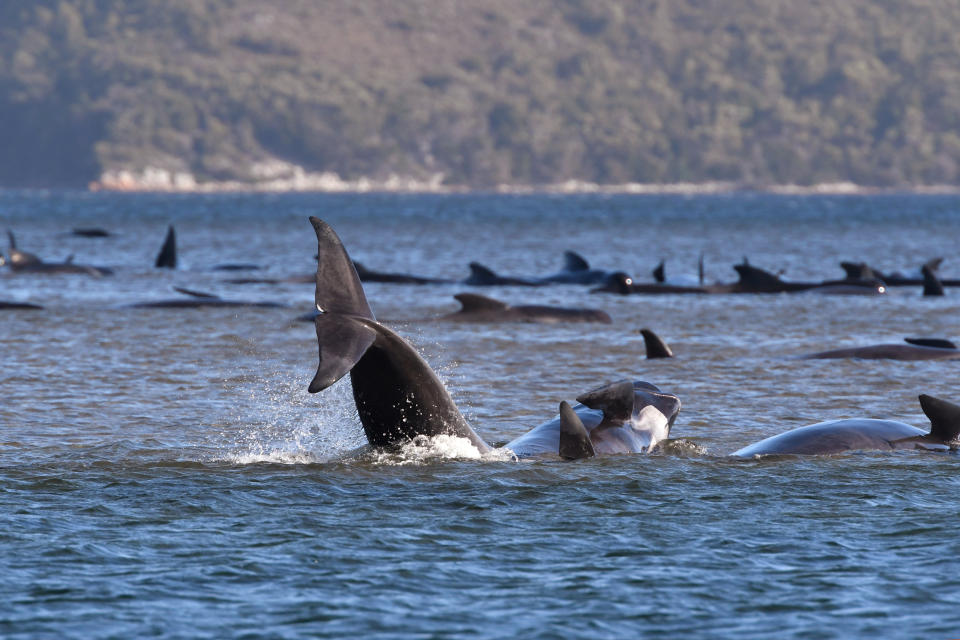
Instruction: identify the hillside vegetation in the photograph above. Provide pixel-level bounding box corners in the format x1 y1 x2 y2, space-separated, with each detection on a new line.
2 0 959 189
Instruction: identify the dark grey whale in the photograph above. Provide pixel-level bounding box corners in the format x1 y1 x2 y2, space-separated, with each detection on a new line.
463 262 545 287
0 300 43 310
127 287 285 309
539 251 632 286
1 231 113 276
803 338 960 360
306 217 680 458
440 293 612 324
354 261 453 285
733 394 960 456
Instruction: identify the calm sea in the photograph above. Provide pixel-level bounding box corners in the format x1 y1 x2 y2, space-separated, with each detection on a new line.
2 191 960 638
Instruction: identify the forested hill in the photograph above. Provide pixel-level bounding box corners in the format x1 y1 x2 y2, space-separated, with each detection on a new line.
2 1 959 190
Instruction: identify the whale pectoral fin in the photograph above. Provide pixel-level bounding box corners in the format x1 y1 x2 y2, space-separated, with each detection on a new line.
919 394 960 443
309 313 377 392
576 380 642 422
454 293 509 312
559 401 595 460
563 251 590 272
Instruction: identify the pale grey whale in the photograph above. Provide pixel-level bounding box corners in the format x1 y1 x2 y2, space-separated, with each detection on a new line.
733 394 960 456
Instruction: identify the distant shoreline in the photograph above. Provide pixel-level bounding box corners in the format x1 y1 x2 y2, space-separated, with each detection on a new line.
86 170 960 196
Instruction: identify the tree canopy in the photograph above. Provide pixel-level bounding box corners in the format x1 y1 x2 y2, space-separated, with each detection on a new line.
1 0 959 188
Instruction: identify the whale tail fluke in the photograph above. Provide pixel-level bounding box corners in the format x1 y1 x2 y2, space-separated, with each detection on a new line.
641 328 674 359
155 225 177 269
919 394 960 443
559 401 595 460
308 217 378 393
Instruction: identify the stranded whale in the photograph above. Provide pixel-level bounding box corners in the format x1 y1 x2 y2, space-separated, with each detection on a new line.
440 293 612 324
1 231 113 276
305 217 680 459
803 338 960 360
733 394 960 456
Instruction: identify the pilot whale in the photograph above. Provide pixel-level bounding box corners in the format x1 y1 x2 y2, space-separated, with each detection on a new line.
803 338 960 360
306 217 680 459
733 394 960 456
440 293 612 324
1 231 113 276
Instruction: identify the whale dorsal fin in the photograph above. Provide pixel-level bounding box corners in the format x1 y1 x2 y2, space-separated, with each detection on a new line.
466 262 499 284
308 217 377 393
924 257 944 272
919 394 960 443
454 293 509 312
840 261 876 281
558 401 595 460
641 328 674 358
7 230 16 249
155 225 177 269
734 263 783 287
904 337 957 350
652 260 665 283
563 251 590 272
174 287 220 299
921 264 944 296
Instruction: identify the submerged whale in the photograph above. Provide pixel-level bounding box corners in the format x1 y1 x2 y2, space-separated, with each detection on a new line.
1 231 112 276
539 251 632 286
127 287 285 309
354 261 453 285
0 300 43 309
439 293 612 324
305 217 680 459
733 394 960 456
803 338 960 360
463 262 545 287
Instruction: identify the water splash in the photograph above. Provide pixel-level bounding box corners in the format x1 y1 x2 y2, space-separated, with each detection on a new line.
217 371 366 464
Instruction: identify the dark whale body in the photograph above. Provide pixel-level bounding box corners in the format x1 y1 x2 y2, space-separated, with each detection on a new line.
127 287 284 309
463 262 545 287
440 293 611 324
733 395 960 456
0 301 43 309
306 217 680 459
803 339 960 361
539 251 631 286
594 263 883 296
354 261 453 285
1 231 112 276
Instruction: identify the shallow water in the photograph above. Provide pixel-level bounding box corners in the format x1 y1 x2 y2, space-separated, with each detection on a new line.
2 191 960 638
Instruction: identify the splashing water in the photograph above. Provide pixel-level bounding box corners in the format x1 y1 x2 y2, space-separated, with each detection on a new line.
218 371 366 464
